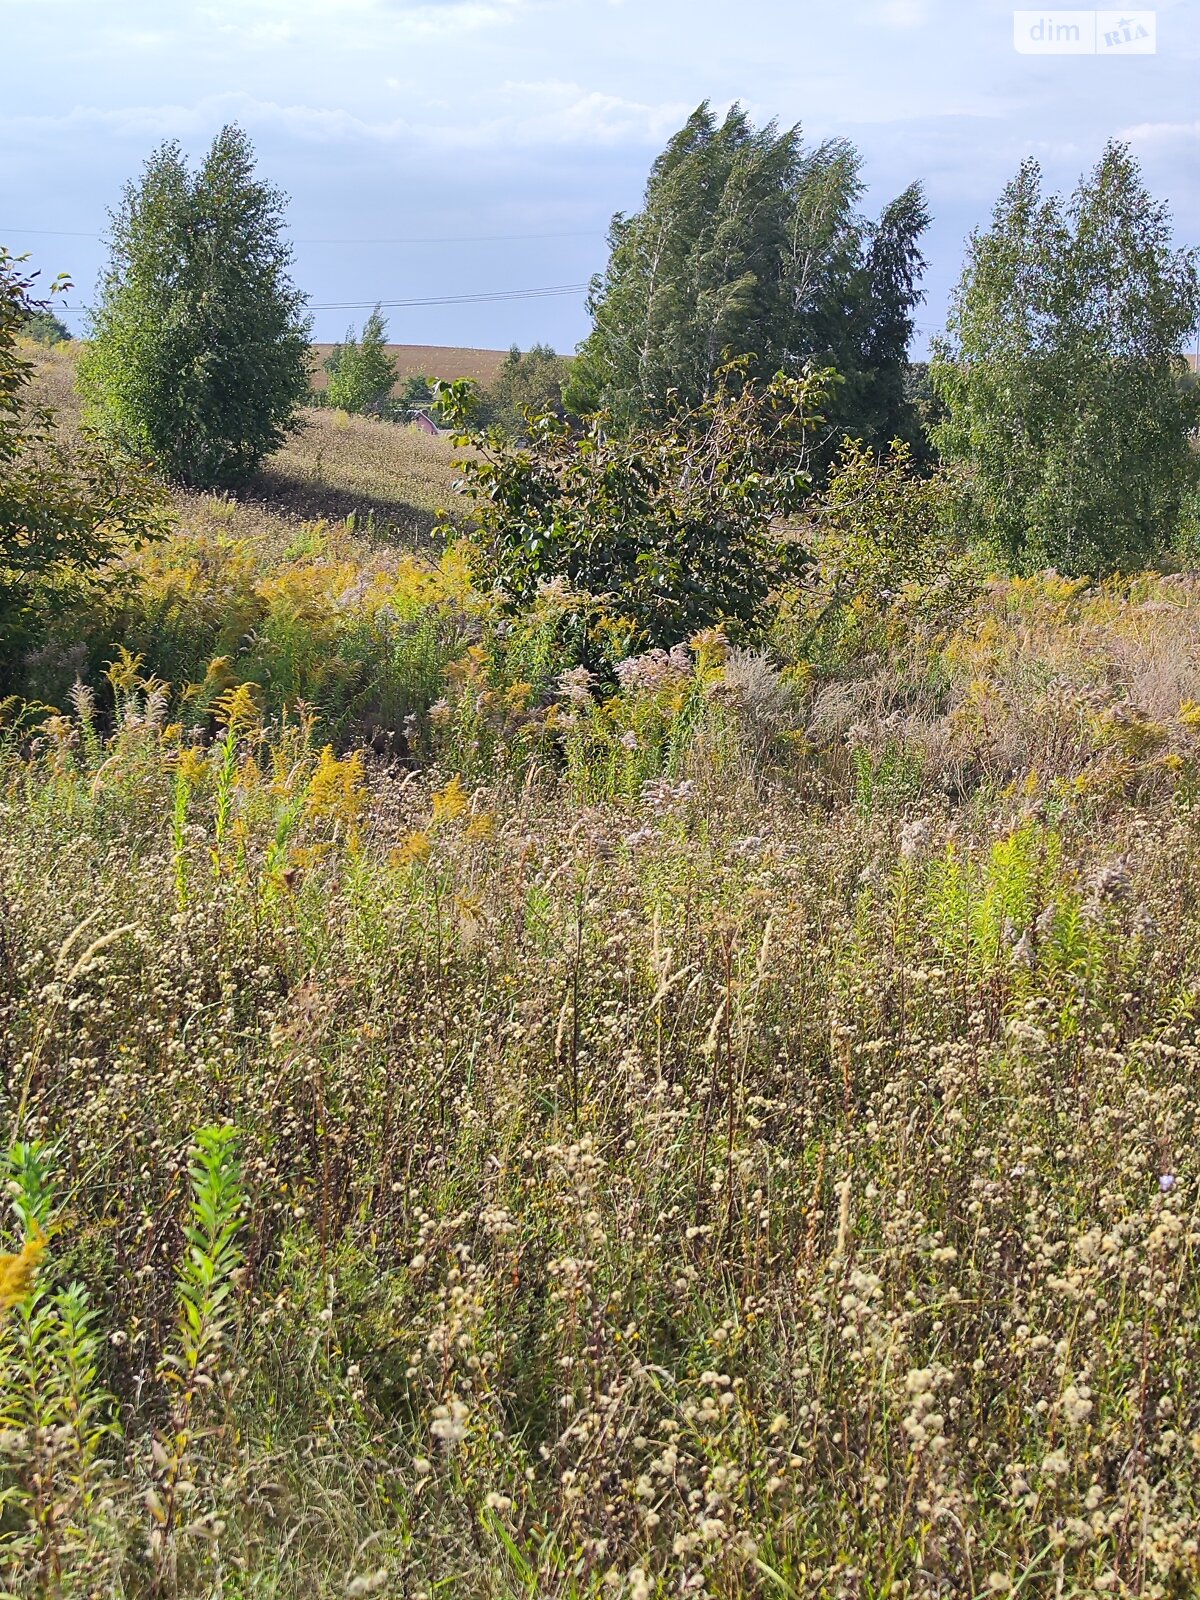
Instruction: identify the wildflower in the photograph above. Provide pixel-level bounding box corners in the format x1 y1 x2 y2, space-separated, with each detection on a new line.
465 811 495 842
557 666 596 705
899 818 930 859
1086 854 1132 905
640 777 695 813
174 747 210 787
306 747 368 832
391 831 432 869
430 1400 468 1446
0 1220 46 1311
615 649 683 694
345 1571 389 1597
431 775 469 824
1061 1384 1093 1427
214 681 264 735
1159 1173 1177 1193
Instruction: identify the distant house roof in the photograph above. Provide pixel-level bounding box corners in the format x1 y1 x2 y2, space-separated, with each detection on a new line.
411 408 448 436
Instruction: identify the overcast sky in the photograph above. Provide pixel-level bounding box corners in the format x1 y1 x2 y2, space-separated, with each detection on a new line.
3 0 1198 354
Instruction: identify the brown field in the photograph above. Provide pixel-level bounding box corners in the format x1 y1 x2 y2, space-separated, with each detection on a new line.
309 341 510 392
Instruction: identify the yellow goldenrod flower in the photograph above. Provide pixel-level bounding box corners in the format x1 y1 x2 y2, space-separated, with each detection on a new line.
0 1220 47 1311
391 830 432 869
431 775 469 825
215 681 264 736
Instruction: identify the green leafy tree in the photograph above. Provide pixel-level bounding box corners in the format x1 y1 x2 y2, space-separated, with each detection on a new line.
325 303 397 415
80 126 312 489
21 308 70 346
1 250 166 681
932 145 1200 574
484 343 570 437
566 102 928 453
437 362 831 659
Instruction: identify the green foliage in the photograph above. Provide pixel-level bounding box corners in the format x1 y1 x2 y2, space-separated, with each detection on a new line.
569 101 929 454
21 307 70 346
438 363 829 658
483 343 570 437
326 303 398 416
396 371 435 421
79 125 312 489
0 250 167 681
932 144 1200 575
771 436 972 676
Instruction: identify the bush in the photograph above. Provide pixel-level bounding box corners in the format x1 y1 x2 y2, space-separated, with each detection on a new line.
0 249 166 683
436 363 831 663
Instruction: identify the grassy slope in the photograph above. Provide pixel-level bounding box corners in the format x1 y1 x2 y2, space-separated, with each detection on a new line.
5 343 1200 1597
29 340 461 543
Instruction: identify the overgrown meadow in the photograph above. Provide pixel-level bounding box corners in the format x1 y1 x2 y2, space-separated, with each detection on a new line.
4 348 1200 1599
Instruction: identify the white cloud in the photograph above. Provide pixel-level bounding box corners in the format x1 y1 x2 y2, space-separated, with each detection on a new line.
1118 119 1200 148
0 86 687 152
872 0 933 27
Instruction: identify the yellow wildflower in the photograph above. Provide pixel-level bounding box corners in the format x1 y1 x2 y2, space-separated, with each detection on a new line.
306 747 368 830
431 775 469 825
0 1220 47 1311
215 681 264 736
465 811 495 843
391 831 432 869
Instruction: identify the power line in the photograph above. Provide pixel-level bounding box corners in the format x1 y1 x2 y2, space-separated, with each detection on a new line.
1 224 603 246
308 284 588 311
52 281 590 315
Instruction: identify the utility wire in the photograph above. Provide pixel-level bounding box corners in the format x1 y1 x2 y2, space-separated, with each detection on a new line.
1 224 603 245
52 282 590 315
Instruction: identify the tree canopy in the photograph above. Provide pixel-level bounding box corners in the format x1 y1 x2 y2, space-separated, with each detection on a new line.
566 102 929 454
1 250 166 679
325 304 398 415
80 125 312 490
932 143 1200 575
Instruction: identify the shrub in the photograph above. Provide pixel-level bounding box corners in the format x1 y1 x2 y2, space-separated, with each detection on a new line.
436 363 830 663
0 250 166 683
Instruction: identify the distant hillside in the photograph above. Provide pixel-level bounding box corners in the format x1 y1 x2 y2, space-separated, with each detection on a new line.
309 343 509 393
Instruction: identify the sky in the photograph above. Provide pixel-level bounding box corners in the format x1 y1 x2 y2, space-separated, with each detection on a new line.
3 0 1199 356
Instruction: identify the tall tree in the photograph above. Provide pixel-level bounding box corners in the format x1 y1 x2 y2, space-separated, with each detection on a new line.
566 103 928 451
326 304 397 415
80 126 311 489
933 145 1200 574
851 183 931 449
483 343 569 437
